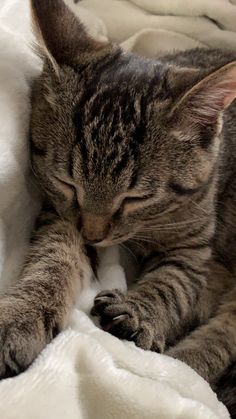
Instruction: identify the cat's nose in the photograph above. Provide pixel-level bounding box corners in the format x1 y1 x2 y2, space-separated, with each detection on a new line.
81 213 110 244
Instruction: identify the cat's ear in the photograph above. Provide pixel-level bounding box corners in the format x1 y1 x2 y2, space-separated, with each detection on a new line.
30 0 109 73
173 61 236 126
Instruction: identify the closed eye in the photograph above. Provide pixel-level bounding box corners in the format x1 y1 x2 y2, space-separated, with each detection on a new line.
123 194 154 205
113 193 154 219
53 175 73 186
53 176 75 200
119 194 155 215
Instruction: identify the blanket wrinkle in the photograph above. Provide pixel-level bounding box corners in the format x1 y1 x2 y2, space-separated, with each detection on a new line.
76 0 236 51
0 0 235 417
129 0 236 32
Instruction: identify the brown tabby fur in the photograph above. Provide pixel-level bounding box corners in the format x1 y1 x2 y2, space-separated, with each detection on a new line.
1 0 236 415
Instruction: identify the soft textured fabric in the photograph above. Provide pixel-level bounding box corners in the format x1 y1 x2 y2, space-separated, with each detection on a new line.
75 0 236 54
0 0 236 418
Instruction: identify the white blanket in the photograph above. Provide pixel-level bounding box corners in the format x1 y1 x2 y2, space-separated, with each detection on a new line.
0 0 235 418
72 0 236 54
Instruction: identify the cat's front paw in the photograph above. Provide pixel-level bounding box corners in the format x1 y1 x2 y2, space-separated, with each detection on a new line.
91 289 165 352
0 297 54 378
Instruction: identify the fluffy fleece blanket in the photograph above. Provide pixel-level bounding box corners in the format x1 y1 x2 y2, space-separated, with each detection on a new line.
0 0 235 418
70 0 236 54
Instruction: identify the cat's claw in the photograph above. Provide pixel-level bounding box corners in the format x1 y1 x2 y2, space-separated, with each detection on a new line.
94 296 114 303
94 296 111 303
112 314 128 321
102 314 129 332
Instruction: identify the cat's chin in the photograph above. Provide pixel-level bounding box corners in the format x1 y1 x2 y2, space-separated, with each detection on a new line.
94 236 130 248
94 239 119 248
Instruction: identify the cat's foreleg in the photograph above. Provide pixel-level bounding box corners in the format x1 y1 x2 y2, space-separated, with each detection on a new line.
0 209 91 378
91 243 211 352
166 283 236 383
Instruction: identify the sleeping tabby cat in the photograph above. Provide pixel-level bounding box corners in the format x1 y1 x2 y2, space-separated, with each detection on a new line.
1 0 236 414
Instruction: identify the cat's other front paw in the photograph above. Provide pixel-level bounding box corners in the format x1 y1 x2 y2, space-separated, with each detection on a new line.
166 345 211 381
0 296 55 378
91 289 165 352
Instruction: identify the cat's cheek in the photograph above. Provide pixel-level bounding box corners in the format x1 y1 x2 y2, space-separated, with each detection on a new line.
97 229 136 247
109 225 135 243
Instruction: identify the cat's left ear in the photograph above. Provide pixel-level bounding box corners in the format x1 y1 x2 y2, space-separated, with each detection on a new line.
173 61 236 126
30 0 111 73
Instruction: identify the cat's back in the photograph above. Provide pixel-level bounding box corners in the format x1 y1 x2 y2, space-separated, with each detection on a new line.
159 47 236 71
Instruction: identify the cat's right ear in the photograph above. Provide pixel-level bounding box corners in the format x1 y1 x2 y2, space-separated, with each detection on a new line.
30 0 110 73
172 61 236 127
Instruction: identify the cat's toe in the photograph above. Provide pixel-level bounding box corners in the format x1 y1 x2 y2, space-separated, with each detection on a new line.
91 289 125 316
131 325 154 350
94 290 124 301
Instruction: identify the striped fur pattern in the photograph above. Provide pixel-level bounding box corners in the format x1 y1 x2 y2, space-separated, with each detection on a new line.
1 0 236 413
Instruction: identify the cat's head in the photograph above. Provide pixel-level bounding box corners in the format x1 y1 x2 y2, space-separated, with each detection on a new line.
30 0 236 246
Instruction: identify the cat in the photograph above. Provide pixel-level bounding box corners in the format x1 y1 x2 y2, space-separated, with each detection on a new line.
1 0 236 414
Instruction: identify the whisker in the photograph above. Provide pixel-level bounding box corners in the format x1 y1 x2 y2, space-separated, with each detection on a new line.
189 199 212 216
130 238 147 250
141 216 206 231
132 237 159 246
129 238 150 249
119 243 138 263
